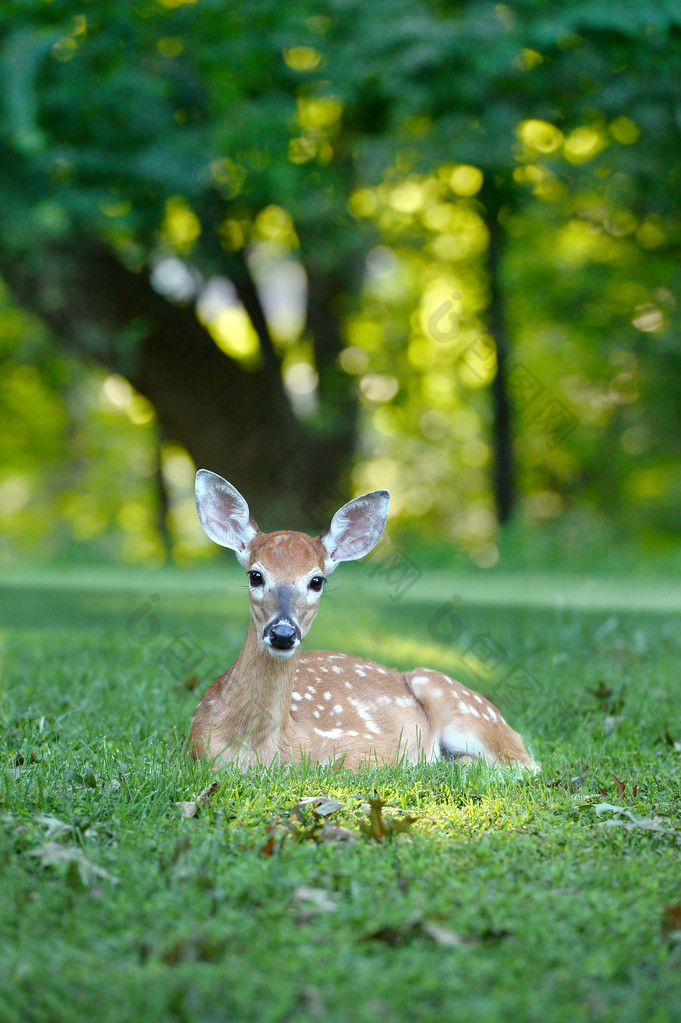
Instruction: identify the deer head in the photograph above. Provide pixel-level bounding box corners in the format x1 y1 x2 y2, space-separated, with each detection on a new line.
195 470 390 658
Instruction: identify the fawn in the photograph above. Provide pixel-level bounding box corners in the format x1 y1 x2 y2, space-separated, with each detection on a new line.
190 470 535 770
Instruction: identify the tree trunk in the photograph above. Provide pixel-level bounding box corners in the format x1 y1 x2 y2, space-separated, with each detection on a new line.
0 240 358 531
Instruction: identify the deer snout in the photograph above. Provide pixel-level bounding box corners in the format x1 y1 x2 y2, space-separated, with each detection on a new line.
264 619 301 654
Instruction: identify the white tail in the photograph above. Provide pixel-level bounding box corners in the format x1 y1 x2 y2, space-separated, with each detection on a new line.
191 470 535 770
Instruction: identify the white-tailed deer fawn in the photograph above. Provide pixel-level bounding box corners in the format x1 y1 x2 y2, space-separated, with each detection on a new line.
190 470 535 770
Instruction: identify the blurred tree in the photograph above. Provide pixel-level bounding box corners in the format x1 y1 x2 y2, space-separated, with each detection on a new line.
0 0 680 550
0 0 370 529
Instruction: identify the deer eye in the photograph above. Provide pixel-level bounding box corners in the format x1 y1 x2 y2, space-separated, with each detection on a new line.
248 570 264 588
309 576 325 593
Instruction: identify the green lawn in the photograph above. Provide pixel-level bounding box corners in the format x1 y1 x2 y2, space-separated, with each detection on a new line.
1 563 680 1023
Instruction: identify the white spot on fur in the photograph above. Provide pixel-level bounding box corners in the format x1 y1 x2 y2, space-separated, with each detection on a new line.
488 708 498 722
469 706 480 717
344 682 353 689
314 727 343 739
313 711 320 718
332 666 342 674
473 693 482 703
376 695 392 707
395 696 415 708
355 668 366 677
292 692 302 701
333 705 343 713
304 693 313 700
348 696 381 735
324 691 331 700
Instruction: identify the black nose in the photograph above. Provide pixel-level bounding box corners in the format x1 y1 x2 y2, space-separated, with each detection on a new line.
267 621 300 650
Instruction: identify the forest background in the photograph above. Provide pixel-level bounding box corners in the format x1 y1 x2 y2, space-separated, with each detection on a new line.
1 0 680 574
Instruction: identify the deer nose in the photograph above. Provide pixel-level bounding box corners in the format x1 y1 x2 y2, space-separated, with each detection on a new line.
266 620 300 650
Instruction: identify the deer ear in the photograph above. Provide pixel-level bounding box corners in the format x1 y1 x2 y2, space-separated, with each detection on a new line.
321 491 390 570
195 470 259 561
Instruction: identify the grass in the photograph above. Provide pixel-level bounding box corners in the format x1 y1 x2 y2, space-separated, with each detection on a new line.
1 560 681 1023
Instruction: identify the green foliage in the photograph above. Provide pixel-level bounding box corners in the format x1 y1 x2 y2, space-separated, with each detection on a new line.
0 283 165 564
0 0 680 563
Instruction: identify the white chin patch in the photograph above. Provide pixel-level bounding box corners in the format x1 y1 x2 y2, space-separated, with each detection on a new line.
267 645 298 659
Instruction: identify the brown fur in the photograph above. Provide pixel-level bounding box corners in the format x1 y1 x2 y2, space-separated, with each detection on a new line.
190 528 535 770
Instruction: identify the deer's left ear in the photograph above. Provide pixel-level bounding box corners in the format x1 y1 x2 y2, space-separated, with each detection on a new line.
321 491 390 571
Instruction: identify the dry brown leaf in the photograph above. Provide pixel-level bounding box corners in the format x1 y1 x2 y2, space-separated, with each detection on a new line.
196 780 219 806
612 774 627 799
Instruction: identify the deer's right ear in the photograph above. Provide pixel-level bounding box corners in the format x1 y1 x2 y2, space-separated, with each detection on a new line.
195 470 259 563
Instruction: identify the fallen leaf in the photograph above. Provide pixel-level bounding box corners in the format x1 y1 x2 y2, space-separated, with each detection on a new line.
28 841 119 886
177 801 199 819
612 774 627 799
258 820 294 857
35 815 72 841
594 804 678 835
176 780 219 819
599 817 672 834
294 797 345 818
594 802 628 816
363 918 479 948
196 781 219 806
421 921 475 948
293 886 337 913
